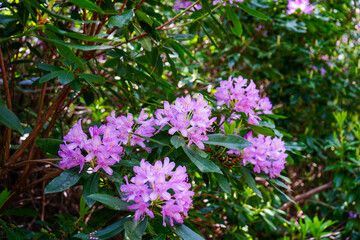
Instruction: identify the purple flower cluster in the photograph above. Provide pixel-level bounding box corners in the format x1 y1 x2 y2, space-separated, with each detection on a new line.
121 158 194 226
173 0 201 11
58 109 156 175
286 0 314 15
215 75 272 125
155 94 216 149
229 131 287 178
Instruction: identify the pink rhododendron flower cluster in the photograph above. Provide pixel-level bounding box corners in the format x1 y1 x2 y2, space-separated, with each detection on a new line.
173 0 201 11
215 75 272 125
286 0 314 15
229 132 287 178
58 109 156 175
155 94 216 149
121 158 194 226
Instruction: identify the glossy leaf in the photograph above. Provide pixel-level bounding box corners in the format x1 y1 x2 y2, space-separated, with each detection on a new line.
83 173 99 207
88 194 130 210
182 146 222 174
36 138 63 156
0 101 23 134
204 134 252 150
45 169 81 194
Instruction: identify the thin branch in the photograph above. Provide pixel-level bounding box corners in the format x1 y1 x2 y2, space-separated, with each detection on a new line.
8 85 71 164
0 47 12 162
134 0 146 11
119 0 128 14
280 181 333 211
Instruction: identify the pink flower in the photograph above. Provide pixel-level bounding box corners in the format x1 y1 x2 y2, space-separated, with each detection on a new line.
215 75 273 125
241 132 287 178
286 0 314 15
121 158 194 226
155 94 216 149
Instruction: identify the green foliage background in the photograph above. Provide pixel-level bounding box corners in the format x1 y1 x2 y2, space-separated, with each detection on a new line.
0 0 359 239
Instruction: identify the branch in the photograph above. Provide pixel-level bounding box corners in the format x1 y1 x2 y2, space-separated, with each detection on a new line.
134 0 146 11
8 85 71 164
280 181 333 211
0 47 12 162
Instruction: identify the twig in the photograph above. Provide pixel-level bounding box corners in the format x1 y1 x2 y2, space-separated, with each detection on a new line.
0 47 12 162
280 181 333 211
26 169 63 188
8 85 71 164
134 0 146 11
119 0 128 14
41 181 46 221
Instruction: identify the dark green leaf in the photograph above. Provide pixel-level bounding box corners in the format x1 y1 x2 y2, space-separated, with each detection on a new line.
239 165 262 198
171 223 205 240
77 73 105 84
0 101 23 134
39 37 113 51
57 70 75 85
238 4 271 21
83 174 99 207
39 71 60 83
94 217 130 239
170 135 186 149
108 10 134 28
45 168 81 194
249 124 275 136
88 193 130 210
214 173 231 194
69 0 104 13
204 134 252 150
37 63 62 71
226 7 242 38
124 218 148 240
36 138 63 156
182 146 222 173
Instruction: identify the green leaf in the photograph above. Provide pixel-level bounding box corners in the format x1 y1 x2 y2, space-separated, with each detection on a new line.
0 101 23 134
45 168 81 194
57 70 75 85
182 146 222 174
226 6 242 38
69 0 104 13
38 37 113 51
124 218 148 240
239 165 262 198
36 138 63 156
0 189 13 210
214 173 231 194
0 208 40 217
131 133 169 146
88 193 130 210
170 135 186 149
134 24 152 52
334 172 343 189
249 124 275 136
37 63 62 72
94 217 130 239
238 4 271 21
204 134 252 150
44 30 86 70
39 71 60 83
77 73 105 84
171 223 205 240
108 10 134 28
83 173 99 207
135 10 153 26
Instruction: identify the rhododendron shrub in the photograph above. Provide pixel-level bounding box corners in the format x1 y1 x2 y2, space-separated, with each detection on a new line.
2 0 359 238
44 74 293 238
